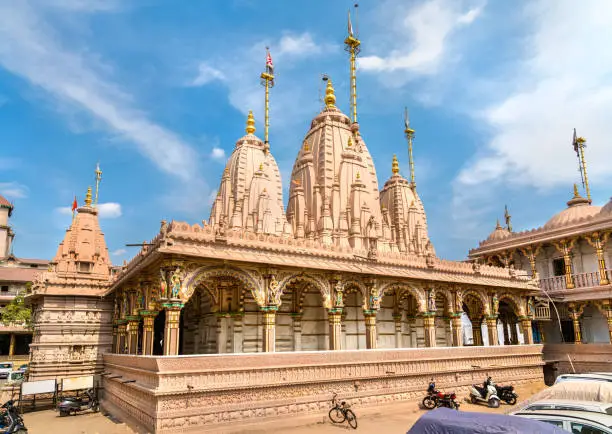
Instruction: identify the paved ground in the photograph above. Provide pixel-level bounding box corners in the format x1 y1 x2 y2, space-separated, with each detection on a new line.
22 382 547 434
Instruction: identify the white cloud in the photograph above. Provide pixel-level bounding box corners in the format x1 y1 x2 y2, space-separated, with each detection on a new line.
210 147 226 161
97 202 122 218
0 182 28 199
359 0 484 75
55 207 73 216
191 63 226 87
277 33 323 57
0 2 199 182
456 1 612 190
111 248 127 256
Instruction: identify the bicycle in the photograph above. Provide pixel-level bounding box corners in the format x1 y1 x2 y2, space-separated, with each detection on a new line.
328 393 358 429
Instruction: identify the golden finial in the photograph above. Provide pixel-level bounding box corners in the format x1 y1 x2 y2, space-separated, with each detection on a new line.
303 141 309 152
84 186 93 207
392 154 400 174
347 137 353 147
245 110 256 135
356 171 361 180
573 183 580 198
324 79 336 108
259 162 264 171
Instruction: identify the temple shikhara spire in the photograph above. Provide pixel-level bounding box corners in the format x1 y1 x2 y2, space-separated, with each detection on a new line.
260 47 275 150
344 6 361 124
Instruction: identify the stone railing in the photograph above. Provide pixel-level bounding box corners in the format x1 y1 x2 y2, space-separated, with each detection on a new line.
102 346 544 433
539 270 611 292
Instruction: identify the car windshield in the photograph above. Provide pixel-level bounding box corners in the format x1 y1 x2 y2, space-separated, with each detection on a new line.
0 364 12 369
559 377 612 383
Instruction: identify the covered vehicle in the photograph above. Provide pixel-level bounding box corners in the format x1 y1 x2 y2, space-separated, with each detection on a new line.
407 407 567 434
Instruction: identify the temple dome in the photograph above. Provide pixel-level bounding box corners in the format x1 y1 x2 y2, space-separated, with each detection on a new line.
286 79 389 250
209 111 291 236
379 155 433 255
543 185 601 229
486 220 511 242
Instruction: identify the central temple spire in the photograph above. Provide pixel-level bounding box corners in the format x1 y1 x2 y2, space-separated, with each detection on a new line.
344 7 361 124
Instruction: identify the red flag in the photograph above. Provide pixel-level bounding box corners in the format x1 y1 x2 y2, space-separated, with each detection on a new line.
72 196 78 212
266 49 274 75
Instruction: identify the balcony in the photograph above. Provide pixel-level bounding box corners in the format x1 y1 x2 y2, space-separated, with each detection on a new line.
539 270 612 292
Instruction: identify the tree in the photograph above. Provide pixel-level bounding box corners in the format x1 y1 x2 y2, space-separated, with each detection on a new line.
0 293 32 329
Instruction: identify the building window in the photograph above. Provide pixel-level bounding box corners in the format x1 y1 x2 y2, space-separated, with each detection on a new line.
553 258 565 276
0 286 8 293
78 262 92 273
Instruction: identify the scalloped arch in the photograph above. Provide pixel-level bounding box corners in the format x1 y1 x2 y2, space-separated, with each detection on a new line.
183 265 263 304
277 273 329 300
498 293 524 316
462 289 490 315
379 283 426 313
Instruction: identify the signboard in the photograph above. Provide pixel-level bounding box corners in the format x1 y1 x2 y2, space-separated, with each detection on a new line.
62 375 94 392
21 379 56 396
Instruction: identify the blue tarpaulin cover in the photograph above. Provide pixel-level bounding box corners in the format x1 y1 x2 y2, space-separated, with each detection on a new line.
407 408 568 434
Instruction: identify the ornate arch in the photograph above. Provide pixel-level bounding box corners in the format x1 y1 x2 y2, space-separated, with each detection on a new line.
379 283 426 313
498 292 524 317
278 273 331 309
462 288 490 316
183 265 263 306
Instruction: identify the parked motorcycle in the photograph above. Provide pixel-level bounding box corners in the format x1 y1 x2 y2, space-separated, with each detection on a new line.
495 383 518 405
469 376 501 408
0 400 28 433
58 388 99 416
422 381 460 410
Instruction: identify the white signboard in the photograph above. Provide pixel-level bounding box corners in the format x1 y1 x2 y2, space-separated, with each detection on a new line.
62 375 94 392
21 379 56 396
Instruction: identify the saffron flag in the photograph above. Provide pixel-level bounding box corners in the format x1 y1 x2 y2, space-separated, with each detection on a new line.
71 196 78 212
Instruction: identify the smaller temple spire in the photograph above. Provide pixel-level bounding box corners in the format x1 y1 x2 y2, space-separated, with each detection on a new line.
392 154 400 175
495 218 502 229
84 186 93 207
324 78 336 108
246 110 256 135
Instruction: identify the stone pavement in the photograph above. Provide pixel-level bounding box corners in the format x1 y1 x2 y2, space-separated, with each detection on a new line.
21 381 546 434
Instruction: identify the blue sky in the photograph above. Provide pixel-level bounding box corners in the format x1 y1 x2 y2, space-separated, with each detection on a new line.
1 0 611 263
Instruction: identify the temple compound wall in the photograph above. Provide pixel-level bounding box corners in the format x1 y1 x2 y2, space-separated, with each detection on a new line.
101 345 544 433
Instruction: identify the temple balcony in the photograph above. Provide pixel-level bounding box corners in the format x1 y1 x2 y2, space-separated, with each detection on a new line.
539 270 612 292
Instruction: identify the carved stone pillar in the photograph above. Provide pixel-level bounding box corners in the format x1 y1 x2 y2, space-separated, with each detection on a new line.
608 317 612 344
393 314 402 348
568 303 583 344
112 323 118 354
8 334 15 357
586 232 610 285
423 314 436 347
510 320 519 345
502 317 510 345
292 314 302 351
163 303 183 356
407 316 417 347
127 317 140 355
520 245 542 280
117 320 127 354
451 314 463 347
554 239 576 289
486 316 499 346
262 308 277 352
216 316 227 354
329 310 343 350
233 315 244 353
364 313 377 349
141 313 156 356
521 318 534 345
472 318 483 346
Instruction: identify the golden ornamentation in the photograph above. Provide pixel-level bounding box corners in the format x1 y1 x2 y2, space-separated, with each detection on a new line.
246 110 256 135
392 154 399 175
324 79 336 108
84 186 93 207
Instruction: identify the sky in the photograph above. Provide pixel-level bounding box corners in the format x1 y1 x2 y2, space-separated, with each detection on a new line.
1 0 612 264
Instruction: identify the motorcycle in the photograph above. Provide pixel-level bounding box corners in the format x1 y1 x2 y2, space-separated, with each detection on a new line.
495 383 518 405
58 388 99 416
0 400 28 433
422 381 460 410
469 376 501 408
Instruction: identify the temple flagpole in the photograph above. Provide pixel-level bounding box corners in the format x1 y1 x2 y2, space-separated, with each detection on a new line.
344 7 361 124
260 48 275 153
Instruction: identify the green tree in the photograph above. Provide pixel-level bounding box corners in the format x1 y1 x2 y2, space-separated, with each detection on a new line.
0 293 32 329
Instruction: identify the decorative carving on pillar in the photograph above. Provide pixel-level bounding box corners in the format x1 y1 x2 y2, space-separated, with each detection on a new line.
585 232 611 285
162 302 184 355
519 245 542 280
553 238 577 289
423 314 436 347
450 314 463 347
568 303 584 344
520 317 534 345
364 313 377 349
262 308 277 352
486 316 499 346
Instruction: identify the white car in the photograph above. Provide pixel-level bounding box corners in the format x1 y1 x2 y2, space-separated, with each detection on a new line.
517 400 612 416
515 409 612 434
555 374 612 385
0 362 13 380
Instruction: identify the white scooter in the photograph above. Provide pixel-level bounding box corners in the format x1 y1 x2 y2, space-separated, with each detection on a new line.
469 376 500 408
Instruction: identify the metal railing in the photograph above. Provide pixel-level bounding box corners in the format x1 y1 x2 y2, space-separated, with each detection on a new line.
539 270 612 292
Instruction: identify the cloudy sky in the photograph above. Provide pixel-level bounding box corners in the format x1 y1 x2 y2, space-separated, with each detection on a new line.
1 0 611 263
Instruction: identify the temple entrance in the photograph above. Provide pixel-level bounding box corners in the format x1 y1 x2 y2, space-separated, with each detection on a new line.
498 300 522 345
463 293 485 346
343 288 365 350
153 310 165 355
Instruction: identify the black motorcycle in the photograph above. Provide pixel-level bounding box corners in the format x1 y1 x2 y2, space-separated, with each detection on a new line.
0 400 28 433
58 388 99 416
495 383 518 405
422 382 460 410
